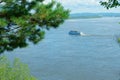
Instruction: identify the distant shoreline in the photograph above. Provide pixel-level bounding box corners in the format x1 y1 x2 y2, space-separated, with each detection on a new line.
69 16 102 19
69 13 120 19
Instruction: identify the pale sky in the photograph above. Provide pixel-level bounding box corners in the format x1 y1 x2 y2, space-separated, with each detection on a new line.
44 0 120 13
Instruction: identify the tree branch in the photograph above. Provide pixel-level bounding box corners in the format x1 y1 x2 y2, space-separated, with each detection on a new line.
0 0 3 3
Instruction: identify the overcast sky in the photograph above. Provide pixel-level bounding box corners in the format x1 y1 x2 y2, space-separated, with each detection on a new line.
44 0 120 13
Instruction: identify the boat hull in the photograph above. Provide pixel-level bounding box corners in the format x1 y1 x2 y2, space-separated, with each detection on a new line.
69 31 80 35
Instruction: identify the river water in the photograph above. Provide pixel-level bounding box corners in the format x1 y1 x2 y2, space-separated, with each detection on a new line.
5 17 120 80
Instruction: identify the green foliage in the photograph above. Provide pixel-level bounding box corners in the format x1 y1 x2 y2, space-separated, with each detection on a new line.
100 0 120 9
118 38 120 43
0 0 70 53
0 56 37 80
0 19 8 27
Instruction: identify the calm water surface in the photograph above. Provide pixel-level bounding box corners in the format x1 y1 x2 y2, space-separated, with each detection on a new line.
5 17 120 80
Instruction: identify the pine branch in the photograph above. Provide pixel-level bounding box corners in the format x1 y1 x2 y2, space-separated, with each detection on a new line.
0 0 3 3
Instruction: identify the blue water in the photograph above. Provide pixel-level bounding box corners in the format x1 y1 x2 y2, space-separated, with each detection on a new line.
5 17 120 80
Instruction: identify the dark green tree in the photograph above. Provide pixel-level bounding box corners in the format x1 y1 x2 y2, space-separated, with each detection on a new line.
0 0 69 53
100 0 120 9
